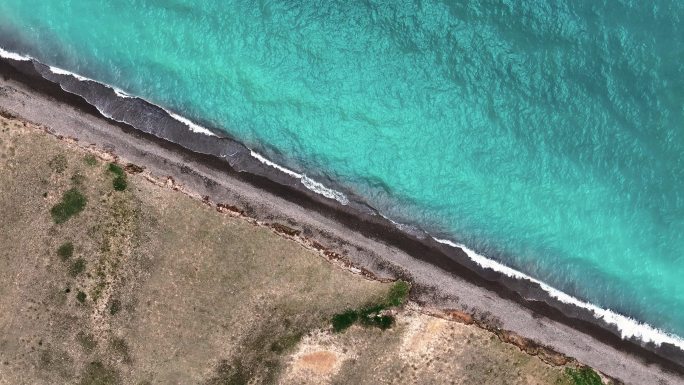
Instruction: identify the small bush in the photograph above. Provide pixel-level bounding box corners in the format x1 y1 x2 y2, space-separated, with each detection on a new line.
51 188 87 224
78 361 119 385
48 154 67 173
358 304 395 330
84 154 98 166
76 331 97 352
110 337 131 362
109 299 121 316
386 280 410 307
57 242 74 261
71 172 86 185
69 258 86 277
270 333 303 354
332 310 359 332
331 280 409 333
108 163 124 177
112 176 127 191
76 290 87 303
108 163 127 191
565 367 603 385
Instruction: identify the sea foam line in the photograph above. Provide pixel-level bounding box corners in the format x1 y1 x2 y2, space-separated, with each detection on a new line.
1 45 345 204
432 237 684 350
47 65 217 136
0 47 30 61
249 150 349 205
4 45 684 350
1 46 216 136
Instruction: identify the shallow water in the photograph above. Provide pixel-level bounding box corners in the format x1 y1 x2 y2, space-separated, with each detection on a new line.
1 1 683 337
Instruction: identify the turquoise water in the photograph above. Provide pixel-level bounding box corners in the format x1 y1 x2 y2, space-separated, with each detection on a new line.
1 1 683 337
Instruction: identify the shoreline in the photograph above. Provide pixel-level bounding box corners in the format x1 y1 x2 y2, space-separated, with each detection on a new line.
1 52 683 383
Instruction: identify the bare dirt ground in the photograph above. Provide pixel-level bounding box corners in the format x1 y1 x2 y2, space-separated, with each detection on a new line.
0 116 583 384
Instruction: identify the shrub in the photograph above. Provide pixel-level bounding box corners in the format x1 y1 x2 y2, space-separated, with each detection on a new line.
51 188 87 224
332 310 359 332
76 290 87 303
386 280 410 307
358 304 395 329
78 361 119 385
69 258 86 277
57 242 74 261
76 331 97 352
565 367 603 385
331 280 410 333
48 154 67 173
109 299 121 316
71 172 86 185
112 176 127 191
84 154 98 166
108 163 127 191
269 333 303 354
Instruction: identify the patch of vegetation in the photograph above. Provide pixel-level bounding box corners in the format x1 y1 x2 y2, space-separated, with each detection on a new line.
110 337 131 363
51 188 87 224
76 331 97 352
78 361 119 385
331 280 409 332
71 172 86 186
84 154 98 166
76 290 87 303
49 154 67 173
108 163 127 191
91 280 107 303
386 280 410 307
109 299 121 316
269 332 303 354
69 258 86 277
205 360 249 385
332 309 359 332
57 242 74 261
565 367 603 385
358 305 395 329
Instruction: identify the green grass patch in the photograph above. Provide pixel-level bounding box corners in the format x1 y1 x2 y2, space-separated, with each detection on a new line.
48 154 67 173
76 290 87 303
269 332 303 354
206 360 249 385
565 367 603 385
110 337 131 363
108 163 127 191
332 309 359 332
69 258 86 277
57 242 74 261
76 331 97 352
386 280 410 307
78 361 119 385
84 154 98 166
358 305 395 329
331 280 409 332
108 163 125 177
51 188 87 224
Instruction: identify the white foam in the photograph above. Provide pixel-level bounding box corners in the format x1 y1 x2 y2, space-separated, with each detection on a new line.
250 150 349 205
166 111 217 137
0 47 30 61
48 66 92 82
1 45 215 137
432 237 684 350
